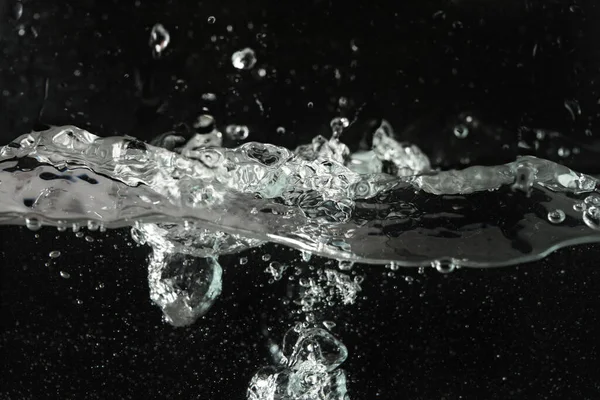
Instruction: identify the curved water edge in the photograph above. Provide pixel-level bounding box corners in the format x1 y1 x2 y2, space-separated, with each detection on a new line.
1 124 600 268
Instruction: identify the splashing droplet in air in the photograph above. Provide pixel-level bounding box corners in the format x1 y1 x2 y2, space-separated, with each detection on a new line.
149 23 170 59
231 48 257 70
49 250 61 259
454 124 469 139
225 125 250 141
547 209 566 224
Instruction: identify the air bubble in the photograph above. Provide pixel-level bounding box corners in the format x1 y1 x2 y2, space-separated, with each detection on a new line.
583 206 600 230
239 257 248 265
338 260 354 271
547 209 566 224
25 216 41 231
49 250 61 259
558 147 571 158
573 203 586 212
13 2 23 20
207 16 216 24
149 23 170 59
262 253 271 262
276 126 286 134
584 195 600 207
231 48 257 70
454 124 469 139
225 124 250 141
330 117 350 139
60 271 70 279
87 220 99 231
431 259 456 274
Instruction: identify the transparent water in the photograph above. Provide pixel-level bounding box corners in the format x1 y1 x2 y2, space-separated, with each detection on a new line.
2 122 600 399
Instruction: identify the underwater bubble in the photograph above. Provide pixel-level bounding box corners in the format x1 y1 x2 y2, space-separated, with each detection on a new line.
558 147 571 158
59 271 70 279
207 16 216 24
225 124 250 141
25 216 41 231
431 259 456 274
149 23 170 59
232 48 257 70
239 257 248 265
547 209 566 224
573 203 586 212
276 126 286 134
583 206 600 230
453 124 469 139
49 250 61 259
584 195 600 207
13 2 23 20
338 260 354 271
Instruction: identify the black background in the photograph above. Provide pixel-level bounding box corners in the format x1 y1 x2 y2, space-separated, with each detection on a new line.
2 0 600 399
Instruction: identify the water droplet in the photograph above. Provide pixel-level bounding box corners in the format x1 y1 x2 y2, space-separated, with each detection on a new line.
231 48 257 70
25 216 41 231
60 271 70 279
558 147 571 158
49 250 61 259
338 260 354 271
454 124 469 139
207 16 216 24
547 209 566 224
149 23 170 59
583 206 600 230
225 124 250 140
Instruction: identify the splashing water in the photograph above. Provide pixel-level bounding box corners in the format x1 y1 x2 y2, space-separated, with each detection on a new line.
3 122 600 398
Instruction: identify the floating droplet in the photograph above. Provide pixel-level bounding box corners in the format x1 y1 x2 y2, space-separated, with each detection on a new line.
49 250 61 259
225 124 250 141
149 23 170 59
60 271 70 279
25 216 41 231
231 48 257 70
547 209 566 224
454 124 469 139
583 206 600 230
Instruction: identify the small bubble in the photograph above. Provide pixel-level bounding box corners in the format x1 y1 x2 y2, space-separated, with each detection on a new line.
25 216 42 231
307 102 314 108
75 232 84 238
431 260 456 274
558 147 571 158
207 16 216 24
454 124 469 139
60 271 70 279
257 68 266 77
13 2 23 20
404 276 414 283
338 260 354 271
573 203 586 212
149 23 170 59
276 126 286 134
49 250 61 259
87 220 99 231
85 235 95 242
262 253 271 262
330 117 350 139
95 282 105 290
322 320 336 330
547 209 566 224
584 195 600 207
338 97 348 107
225 124 250 140
583 206 600 230
202 93 217 101
239 257 248 265
231 48 257 70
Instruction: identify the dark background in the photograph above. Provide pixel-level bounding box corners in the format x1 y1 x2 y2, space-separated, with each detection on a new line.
2 0 600 398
